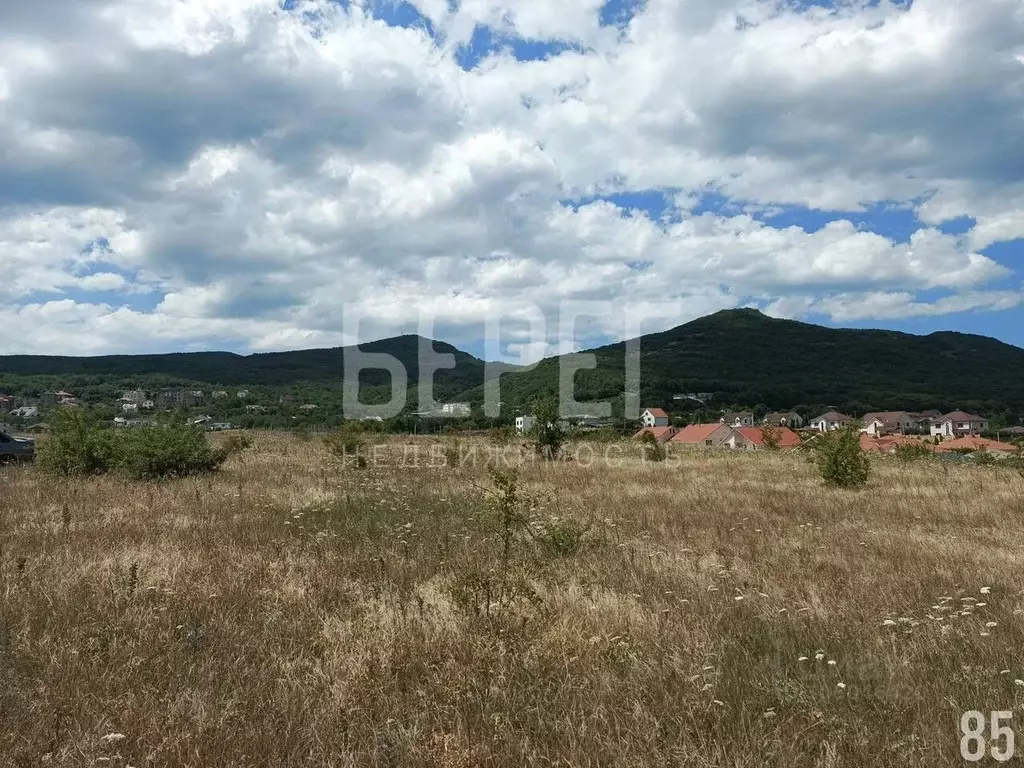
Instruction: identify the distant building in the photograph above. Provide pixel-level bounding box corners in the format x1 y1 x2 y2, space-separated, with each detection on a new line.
515 415 536 434
120 389 147 406
634 426 677 443
10 406 39 419
860 411 923 436
722 411 755 428
441 402 472 417
930 411 989 438
237 390 250 399
159 389 204 408
0 395 13 414
641 408 670 428
809 411 854 432
212 391 229 399
671 423 733 449
763 411 804 428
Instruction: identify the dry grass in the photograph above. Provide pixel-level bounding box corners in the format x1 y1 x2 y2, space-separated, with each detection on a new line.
2 434 1023 766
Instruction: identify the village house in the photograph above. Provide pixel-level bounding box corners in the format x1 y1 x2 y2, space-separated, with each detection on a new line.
723 426 801 451
40 391 75 406
930 411 990 438
641 408 670 428
763 411 804 428
722 411 755 427
670 423 733 449
515 415 536 434
120 389 147 406
10 406 39 419
633 426 677 443
440 402 471 417
859 434 935 455
860 411 923 437
0 395 13 414
809 411 854 432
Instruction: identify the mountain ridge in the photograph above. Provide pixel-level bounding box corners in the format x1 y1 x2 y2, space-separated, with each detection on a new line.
2 310 1023 417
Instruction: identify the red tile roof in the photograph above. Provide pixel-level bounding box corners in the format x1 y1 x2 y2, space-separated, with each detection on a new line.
936 436 1017 453
860 435 934 453
671 424 727 444
937 411 986 423
644 408 669 418
736 426 801 448
634 426 677 443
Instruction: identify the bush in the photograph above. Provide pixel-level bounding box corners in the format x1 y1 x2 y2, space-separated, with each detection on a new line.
639 431 666 462
36 409 120 477
534 516 589 556
117 418 229 480
814 425 870 488
37 412 228 480
531 400 565 461
323 421 369 468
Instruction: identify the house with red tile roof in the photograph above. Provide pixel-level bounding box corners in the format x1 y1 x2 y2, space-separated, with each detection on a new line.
860 434 935 454
930 411 989 438
670 423 732 449
641 408 670 428
935 436 1017 455
633 426 678 443
724 426 802 451
860 411 924 436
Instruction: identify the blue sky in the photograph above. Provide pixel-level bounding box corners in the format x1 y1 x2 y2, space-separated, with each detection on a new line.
0 0 1022 360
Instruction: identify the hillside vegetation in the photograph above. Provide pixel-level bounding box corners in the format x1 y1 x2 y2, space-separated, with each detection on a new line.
3 310 1024 416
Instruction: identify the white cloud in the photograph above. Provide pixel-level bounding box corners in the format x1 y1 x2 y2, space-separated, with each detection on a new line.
0 0 1021 357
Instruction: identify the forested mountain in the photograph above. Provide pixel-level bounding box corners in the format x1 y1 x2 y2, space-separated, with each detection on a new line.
468 309 1024 418
3 310 1024 420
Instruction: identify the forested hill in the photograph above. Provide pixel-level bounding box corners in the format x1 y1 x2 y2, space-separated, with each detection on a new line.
3 310 1024 418
464 309 1024 416
0 336 494 407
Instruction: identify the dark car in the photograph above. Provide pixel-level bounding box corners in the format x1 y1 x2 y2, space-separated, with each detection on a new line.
0 430 36 463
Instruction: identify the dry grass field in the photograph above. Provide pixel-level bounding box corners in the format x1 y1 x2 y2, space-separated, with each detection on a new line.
2 433 1023 767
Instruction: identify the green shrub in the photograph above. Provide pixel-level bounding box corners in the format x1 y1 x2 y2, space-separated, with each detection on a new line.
814 425 870 488
38 412 228 480
117 418 228 480
534 516 589 556
323 421 369 467
36 409 120 477
639 431 666 462
530 400 565 461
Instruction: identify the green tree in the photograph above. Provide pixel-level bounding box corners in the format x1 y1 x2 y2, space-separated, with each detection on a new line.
531 399 565 460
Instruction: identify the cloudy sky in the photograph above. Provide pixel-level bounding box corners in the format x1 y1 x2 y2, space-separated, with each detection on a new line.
1 0 1022 362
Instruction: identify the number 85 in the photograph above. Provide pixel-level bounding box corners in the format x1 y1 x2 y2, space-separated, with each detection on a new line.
961 710 1015 762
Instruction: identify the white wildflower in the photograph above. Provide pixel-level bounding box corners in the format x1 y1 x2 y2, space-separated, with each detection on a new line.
100 733 126 743
987 622 998 628
827 660 837 667
836 682 846 689
798 656 809 662
1015 679 1024 687
981 587 992 594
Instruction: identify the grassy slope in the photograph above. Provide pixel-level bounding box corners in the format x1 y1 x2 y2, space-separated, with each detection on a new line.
2 435 1022 766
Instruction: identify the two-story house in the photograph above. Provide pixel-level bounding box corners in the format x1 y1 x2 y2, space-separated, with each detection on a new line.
763 411 804 428
722 411 755 428
930 411 989 438
641 408 670 428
